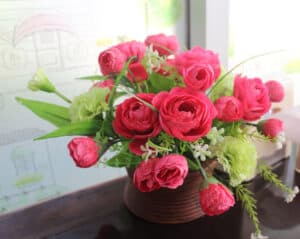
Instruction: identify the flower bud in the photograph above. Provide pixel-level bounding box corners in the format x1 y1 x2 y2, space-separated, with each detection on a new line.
28 69 56 93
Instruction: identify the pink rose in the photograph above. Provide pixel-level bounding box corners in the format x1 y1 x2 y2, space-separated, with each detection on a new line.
113 93 161 139
98 47 126 75
145 33 179 56
261 118 284 138
183 64 216 91
174 46 221 81
128 139 148 156
67 137 99 168
133 159 160 192
234 75 271 121
199 178 235 216
127 62 148 83
265 80 285 102
214 96 243 122
152 87 216 142
154 154 188 189
116 40 146 62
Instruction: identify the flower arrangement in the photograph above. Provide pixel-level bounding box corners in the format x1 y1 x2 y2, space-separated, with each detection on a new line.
17 33 298 239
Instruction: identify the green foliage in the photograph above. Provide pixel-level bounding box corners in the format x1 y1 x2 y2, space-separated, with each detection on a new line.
147 72 175 93
235 184 261 235
76 75 109 81
16 97 70 127
105 152 141 168
258 164 293 194
187 158 200 170
69 88 109 122
35 120 102 140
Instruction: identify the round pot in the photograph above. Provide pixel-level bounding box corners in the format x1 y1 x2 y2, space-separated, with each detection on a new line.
124 162 215 224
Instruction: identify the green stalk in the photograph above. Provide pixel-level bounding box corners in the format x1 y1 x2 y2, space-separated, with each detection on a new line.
195 158 207 180
208 49 285 97
54 90 72 104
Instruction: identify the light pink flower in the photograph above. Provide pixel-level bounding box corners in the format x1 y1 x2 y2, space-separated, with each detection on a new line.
98 47 126 75
145 33 179 56
265 80 285 102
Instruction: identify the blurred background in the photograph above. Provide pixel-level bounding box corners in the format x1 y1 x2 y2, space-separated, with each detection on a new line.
0 0 299 214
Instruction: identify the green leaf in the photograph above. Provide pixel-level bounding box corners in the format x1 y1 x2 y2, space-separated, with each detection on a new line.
105 152 141 168
35 120 102 140
147 72 175 93
187 158 200 170
16 97 70 127
76 75 109 81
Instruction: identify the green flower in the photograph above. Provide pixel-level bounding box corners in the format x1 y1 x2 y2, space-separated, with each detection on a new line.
69 87 109 122
28 69 56 93
217 136 257 186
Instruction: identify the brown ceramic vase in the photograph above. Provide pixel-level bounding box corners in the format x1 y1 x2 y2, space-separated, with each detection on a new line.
124 162 216 224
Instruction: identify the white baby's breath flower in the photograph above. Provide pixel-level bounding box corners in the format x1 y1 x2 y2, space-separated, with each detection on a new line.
206 127 224 145
285 186 299 203
274 132 285 150
250 233 269 239
190 143 211 162
140 143 159 161
143 45 165 73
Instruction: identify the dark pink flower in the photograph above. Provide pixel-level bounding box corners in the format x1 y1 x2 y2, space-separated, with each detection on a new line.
199 178 235 216
67 137 99 168
265 80 285 102
127 62 148 83
261 118 284 138
214 96 243 122
98 47 126 75
154 154 188 189
113 93 161 139
183 64 216 91
133 159 160 192
234 75 271 121
152 87 216 142
175 46 221 81
145 33 179 56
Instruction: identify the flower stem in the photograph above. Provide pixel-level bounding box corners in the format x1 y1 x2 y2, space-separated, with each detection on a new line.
195 158 207 180
54 90 72 104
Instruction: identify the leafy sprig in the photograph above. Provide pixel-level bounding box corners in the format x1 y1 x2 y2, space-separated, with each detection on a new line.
235 184 261 235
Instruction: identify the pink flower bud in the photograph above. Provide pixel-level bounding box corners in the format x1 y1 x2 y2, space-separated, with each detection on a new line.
265 80 285 102
261 118 284 138
68 137 100 168
127 62 148 83
199 178 235 216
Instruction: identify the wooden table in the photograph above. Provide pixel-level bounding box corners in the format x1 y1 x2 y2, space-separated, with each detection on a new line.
0 158 299 239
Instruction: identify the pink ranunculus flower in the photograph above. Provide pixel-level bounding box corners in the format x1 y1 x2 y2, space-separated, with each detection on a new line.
234 75 271 121
183 64 216 91
145 33 179 56
265 80 285 102
98 47 126 75
128 139 148 156
261 118 284 138
174 46 221 81
214 96 244 122
133 158 160 192
116 40 146 62
127 62 148 83
67 137 100 168
152 87 216 142
199 178 235 216
154 154 188 189
113 93 161 139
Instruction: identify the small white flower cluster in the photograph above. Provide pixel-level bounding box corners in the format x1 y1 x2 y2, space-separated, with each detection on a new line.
273 132 285 149
190 142 211 162
285 186 299 203
144 45 165 73
206 127 225 145
250 233 269 239
140 143 159 161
